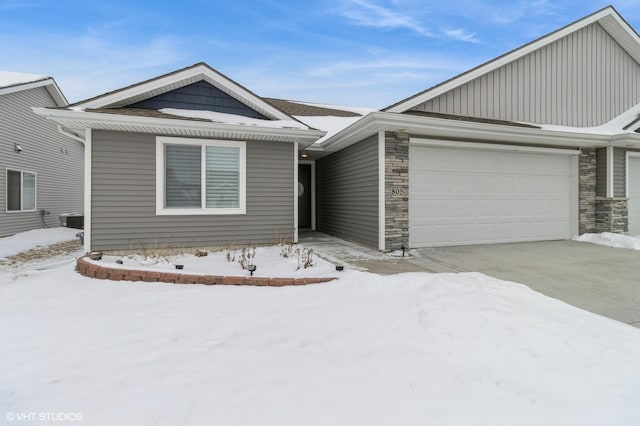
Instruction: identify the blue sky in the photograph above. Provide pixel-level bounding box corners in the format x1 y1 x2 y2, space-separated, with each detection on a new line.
1 0 640 108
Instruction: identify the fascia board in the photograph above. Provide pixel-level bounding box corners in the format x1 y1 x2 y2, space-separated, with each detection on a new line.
75 64 294 122
31 107 325 141
386 7 622 113
0 78 67 106
322 111 618 151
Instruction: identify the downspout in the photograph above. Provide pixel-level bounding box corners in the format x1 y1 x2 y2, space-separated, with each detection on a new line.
57 125 86 144
56 125 89 251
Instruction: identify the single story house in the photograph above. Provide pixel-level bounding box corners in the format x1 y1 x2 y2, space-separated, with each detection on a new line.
34 5 640 252
1 72 83 236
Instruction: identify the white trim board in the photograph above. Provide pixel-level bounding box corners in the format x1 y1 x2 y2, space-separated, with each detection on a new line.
0 78 67 106
377 130 386 251
155 136 247 216
73 63 295 122
294 142 299 243
83 128 92 252
410 138 580 156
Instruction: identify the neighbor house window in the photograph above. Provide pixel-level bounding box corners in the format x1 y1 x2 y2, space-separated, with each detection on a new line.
6 169 36 212
156 137 246 215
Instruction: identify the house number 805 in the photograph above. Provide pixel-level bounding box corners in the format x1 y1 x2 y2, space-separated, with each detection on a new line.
391 188 405 196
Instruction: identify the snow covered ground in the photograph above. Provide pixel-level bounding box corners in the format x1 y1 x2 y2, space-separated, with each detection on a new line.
573 232 640 250
2 230 640 425
0 228 79 259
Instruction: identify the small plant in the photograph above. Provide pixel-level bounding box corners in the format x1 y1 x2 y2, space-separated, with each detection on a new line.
295 247 315 270
238 247 256 270
224 245 236 262
279 241 295 258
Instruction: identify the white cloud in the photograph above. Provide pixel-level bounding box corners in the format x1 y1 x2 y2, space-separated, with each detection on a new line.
442 28 480 43
339 0 435 36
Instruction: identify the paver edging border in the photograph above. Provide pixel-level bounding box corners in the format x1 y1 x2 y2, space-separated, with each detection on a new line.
76 256 336 286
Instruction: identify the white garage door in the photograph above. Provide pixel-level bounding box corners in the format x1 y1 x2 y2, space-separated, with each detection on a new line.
627 156 640 235
409 141 578 247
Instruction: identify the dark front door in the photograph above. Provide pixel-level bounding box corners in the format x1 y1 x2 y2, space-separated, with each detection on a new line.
298 164 311 229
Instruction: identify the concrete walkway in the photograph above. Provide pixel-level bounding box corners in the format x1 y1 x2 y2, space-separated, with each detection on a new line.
301 232 640 328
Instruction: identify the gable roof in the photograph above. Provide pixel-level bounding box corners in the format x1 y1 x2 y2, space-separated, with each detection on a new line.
264 98 362 117
0 71 67 106
385 5 640 113
70 62 295 122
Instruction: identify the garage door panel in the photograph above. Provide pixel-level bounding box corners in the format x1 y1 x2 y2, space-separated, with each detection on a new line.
409 144 576 247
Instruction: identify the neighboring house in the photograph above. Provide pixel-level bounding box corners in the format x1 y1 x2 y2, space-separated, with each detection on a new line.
0 72 83 237
33 6 640 253
309 5 640 250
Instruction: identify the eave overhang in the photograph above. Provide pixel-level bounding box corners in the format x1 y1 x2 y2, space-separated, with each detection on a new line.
32 108 326 146
319 111 640 154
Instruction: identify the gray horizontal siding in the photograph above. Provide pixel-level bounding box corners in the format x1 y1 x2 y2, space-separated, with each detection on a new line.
128 81 267 119
414 22 640 127
316 135 378 248
90 130 294 251
0 86 83 237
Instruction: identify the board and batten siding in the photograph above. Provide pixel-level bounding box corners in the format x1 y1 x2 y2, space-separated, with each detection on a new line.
90 130 294 251
316 135 378 248
0 86 83 237
129 81 267 119
413 22 640 127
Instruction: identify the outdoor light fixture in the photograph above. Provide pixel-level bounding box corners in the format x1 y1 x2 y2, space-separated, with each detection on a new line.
301 152 308 158
335 265 344 272
14 143 23 152
248 264 257 276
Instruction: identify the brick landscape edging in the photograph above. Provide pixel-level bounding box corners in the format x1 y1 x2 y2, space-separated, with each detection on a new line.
76 256 336 286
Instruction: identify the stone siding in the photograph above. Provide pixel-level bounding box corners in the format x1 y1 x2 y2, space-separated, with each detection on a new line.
384 132 409 251
595 198 628 233
579 148 597 234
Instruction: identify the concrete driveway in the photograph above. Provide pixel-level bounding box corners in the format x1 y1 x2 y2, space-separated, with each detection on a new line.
411 241 640 328
301 232 640 328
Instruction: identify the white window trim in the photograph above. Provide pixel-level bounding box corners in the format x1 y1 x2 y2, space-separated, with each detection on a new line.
156 136 246 216
5 168 37 213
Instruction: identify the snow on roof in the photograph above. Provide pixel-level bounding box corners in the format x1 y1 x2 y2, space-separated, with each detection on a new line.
0 71 49 89
294 115 366 145
159 108 309 130
536 101 640 135
277 100 375 145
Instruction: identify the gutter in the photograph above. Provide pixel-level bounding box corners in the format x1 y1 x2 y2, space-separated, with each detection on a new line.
32 107 327 143
320 111 640 152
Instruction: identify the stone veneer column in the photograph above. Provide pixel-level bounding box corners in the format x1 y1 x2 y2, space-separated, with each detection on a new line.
384 131 409 251
579 148 596 234
595 198 628 233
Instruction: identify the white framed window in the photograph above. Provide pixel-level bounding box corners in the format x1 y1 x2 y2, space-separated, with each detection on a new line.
6 169 37 212
156 137 246 215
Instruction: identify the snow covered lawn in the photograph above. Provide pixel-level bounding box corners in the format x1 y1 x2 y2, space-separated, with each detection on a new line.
0 228 79 259
2 230 640 425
